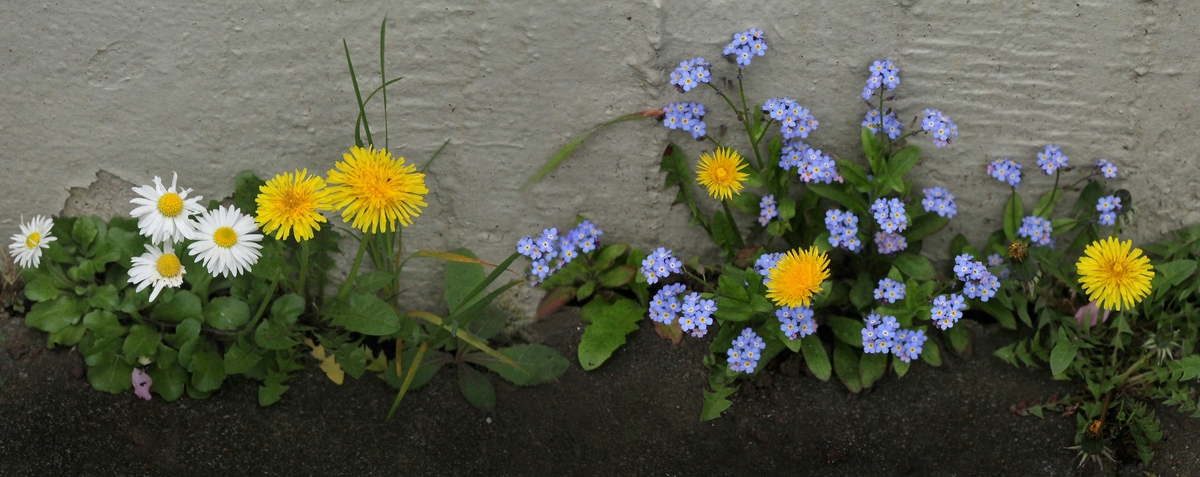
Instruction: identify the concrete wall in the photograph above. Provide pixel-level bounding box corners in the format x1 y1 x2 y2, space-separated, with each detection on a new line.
3 1 1197 311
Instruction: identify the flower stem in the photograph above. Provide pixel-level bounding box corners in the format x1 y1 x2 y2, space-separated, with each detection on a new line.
338 233 370 301
297 239 310 305
722 200 745 249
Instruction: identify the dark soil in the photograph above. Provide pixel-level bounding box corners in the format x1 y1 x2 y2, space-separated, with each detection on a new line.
0 308 1197 477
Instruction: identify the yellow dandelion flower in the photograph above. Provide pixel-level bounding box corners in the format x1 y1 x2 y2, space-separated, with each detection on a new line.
326 146 428 234
766 246 831 308
696 147 749 201
256 168 332 241
1076 236 1154 311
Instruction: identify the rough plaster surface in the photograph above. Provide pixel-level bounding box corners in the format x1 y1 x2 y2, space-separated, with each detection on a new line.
2 1 1197 312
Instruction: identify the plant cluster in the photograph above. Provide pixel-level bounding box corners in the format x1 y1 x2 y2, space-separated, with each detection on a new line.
9 23 568 416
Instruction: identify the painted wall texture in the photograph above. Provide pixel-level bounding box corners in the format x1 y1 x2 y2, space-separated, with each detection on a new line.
2 1 1197 312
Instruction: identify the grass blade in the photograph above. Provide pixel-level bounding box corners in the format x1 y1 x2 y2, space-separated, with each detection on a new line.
343 39 373 147
520 110 662 191
379 16 389 151
408 310 520 370
451 252 521 315
422 138 451 174
386 341 426 420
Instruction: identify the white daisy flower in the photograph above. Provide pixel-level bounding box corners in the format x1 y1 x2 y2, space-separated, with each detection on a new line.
128 242 186 302
187 205 263 277
8 215 57 269
130 172 205 244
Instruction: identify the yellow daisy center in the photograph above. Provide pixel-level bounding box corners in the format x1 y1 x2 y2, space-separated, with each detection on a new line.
213 226 238 248
157 192 184 217
25 232 39 249
156 253 182 278
766 246 832 308
696 147 749 201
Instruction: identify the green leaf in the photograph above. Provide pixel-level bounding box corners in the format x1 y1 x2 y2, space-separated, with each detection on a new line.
25 295 86 333
1152 259 1196 301
224 339 263 375
259 372 290 406
593 243 629 270
23 278 61 302
83 310 126 336
188 346 227 393
945 324 970 355
1168 355 1200 381
718 274 750 301
700 384 737 422
1073 180 1105 213
893 356 911 377
828 316 865 348
710 210 741 255
1032 186 1063 218
1049 329 1078 377
165 318 201 348
457 365 496 411
147 362 187 402
887 145 921 179
833 341 863 393
47 324 86 349
122 324 161 363
87 359 134 394
575 281 596 301
861 127 884 173
233 170 267 215
659 143 708 230
150 291 203 324
904 213 949 243
254 319 300 350
270 294 305 325
921 341 943 366
808 183 869 218
356 271 396 294
521 112 656 190
444 248 485 312
835 159 870 191
479 344 570 386
203 297 251 331
577 297 642 370
892 253 935 281
72 216 100 248
1003 192 1023 243
329 293 401 336
972 298 1016 330
596 265 636 288
800 334 831 381
87 285 120 312
859 352 887 388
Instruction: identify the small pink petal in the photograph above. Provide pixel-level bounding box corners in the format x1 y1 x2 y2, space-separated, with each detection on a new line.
1074 301 1111 328
132 368 153 401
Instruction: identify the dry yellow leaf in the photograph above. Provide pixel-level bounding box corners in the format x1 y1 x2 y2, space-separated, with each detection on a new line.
303 337 345 385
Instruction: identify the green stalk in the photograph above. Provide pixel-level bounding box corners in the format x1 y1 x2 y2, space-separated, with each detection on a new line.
297 239 310 305
338 233 370 300
722 200 745 249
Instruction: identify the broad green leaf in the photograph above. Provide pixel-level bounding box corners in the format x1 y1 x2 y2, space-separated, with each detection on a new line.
23 278 61 302
594 243 629 270
835 159 870 191
329 293 400 336
921 341 943 366
596 265 636 288
700 384 737 422
355 271 396 294
1032 186 1063 218
87 285 120 312
972 298 1016 330
88 359 134 394
809 182 869 218
203 297 251 331
83 310 126 336
255 319 299 350
1152 259 1195 301
122 324 161 364
224 339 263 375
577 297 642 370
887 145 921 178
151 291 203 324
1168 355 1200 381
575 281 596 301
714 297 753 322
479 344 569 386
188 346 227 393
833 341 863 393
828 316 865 348
165 318 201 348
72 216 100 248
945 324 970 355
659 143 707 229
904 213 949 243
457 365 496 411
1003 192 1023 243
861 127 884 173
710 210 741 255
270 293 305 325
47 324 86 349
800 334 831 381
147 362 187 402
26 295 86 333
259 372 290 406
718 274 750 301
892 253 935 281
444 248 485 312
893 356 911 377
859 352 887 388
1049 329 1078 377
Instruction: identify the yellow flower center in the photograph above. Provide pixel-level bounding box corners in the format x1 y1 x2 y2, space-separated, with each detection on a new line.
25 232 39 249
213 226 238 248
156 253 182 278
157 193 184 217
